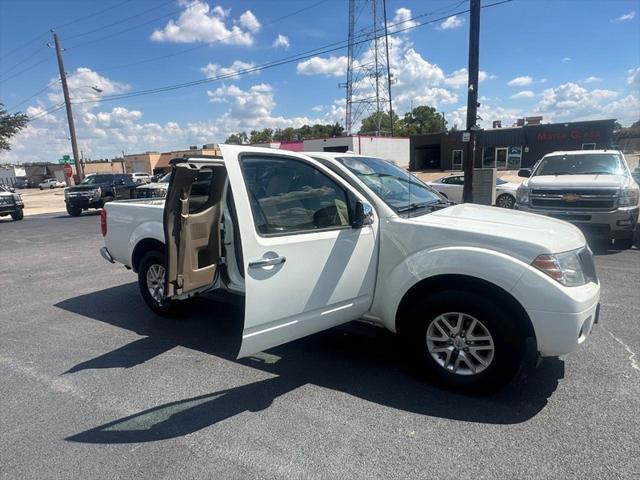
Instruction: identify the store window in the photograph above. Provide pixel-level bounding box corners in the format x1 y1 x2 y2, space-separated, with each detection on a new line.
482 146 495 168
507 146 522 169
451 150 463 170
582 143 596 150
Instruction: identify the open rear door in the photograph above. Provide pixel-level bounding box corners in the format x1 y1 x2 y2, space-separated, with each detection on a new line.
221 145 379 358
164 160 227 299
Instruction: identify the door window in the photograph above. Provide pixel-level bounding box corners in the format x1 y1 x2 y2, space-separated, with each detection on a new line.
240 156 350 236
507 146 522 169
188 168 217 214
483 146 496 168
451 150 463 170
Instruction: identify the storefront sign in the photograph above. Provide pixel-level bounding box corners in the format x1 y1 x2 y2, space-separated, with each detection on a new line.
536 130 601 142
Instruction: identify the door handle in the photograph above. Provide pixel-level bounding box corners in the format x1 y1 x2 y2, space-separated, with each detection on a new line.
248 256 286 269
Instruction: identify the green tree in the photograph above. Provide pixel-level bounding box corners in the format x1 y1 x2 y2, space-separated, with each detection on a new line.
249 128 274 144
358 111 400 135
0 103 29 151
225 132 248 144
399 106 447 135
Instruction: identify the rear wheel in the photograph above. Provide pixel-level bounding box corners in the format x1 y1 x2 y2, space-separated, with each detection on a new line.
138 250 179 316
614 235 634 250
496 193 515 209
11 208 24 221
404 289 525 394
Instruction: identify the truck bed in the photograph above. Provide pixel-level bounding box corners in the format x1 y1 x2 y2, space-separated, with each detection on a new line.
104 199 165 267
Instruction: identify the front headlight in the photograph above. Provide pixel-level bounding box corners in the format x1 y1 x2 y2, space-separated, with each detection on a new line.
64 188 69 199
94 187 101 198
516 185 529 204
619 186 639 207
532 249 586 287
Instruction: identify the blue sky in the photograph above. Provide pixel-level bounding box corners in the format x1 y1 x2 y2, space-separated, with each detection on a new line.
0 0 638 162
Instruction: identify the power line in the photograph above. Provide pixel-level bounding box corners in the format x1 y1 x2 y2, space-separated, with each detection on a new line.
72 3 509 106
7 78 60 112
87 0 332 73
63 0 177 42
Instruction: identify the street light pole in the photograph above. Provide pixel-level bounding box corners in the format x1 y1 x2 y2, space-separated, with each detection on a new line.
51 32 83 181
463 0 481 203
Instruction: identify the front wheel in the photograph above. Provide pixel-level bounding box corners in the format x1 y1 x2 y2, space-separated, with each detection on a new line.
11 208 24 221
496 193 515 209
66 204 82 217
138 250 179 316
405 289 526 394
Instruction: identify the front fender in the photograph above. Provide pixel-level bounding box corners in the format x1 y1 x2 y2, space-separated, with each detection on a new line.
375 246 529 332
128 221 165 266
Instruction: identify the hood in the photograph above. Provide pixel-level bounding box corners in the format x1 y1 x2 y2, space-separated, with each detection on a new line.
408 203 585 262
67 183 110 192
526 174 628 189
137 182 168 190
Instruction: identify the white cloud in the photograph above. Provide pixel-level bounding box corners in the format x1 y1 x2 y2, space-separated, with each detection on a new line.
439 15 465 30
446 102 523 130
238 10 261 33
510 90 535 99
311 105 324 112
444 68 491 88
151 1 259 45
272 34 290 49
613 11 635 22
388 7 417 33
201 60 257 79
562 57 572 63
507 76 533 87
296 56 349 77
583 76 603 84
627 67 640 85
533 82 639 124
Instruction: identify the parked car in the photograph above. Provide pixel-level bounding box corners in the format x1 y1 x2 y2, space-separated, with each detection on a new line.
130 172 152 185
515 150 639 249
426 174 519 208
632 166 640 186
0 185 24 221
64 173 137 217
39 178 65 189
100 146 600 394
14 178 32 189
135 172 171 198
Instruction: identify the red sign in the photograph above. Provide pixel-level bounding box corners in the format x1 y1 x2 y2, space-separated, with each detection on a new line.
536 130 601 142
63 163 73 178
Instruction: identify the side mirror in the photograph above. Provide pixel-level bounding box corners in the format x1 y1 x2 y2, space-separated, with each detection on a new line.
353 201 374 228
518 168 532 178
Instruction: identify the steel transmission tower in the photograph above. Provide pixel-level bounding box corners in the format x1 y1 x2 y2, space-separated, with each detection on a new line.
344 0 394 135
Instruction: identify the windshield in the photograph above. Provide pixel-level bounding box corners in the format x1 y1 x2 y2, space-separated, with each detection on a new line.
157 172 171 183
534 153 625 176
335 156 446 214
80 175 112 185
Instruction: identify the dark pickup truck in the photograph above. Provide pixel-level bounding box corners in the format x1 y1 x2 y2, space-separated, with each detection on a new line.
0 185 24 221
65 173 137 217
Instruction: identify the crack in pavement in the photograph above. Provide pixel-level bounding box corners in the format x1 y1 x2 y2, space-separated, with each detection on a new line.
600 325 640 372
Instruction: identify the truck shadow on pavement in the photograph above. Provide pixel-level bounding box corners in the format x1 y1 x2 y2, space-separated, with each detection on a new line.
55 283 564 443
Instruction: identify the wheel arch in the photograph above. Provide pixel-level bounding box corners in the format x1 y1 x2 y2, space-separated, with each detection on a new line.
395 274 536 342
131 238 165 273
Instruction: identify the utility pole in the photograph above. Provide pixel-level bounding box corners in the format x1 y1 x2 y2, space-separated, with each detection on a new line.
463 0 480 203
52 32 83 182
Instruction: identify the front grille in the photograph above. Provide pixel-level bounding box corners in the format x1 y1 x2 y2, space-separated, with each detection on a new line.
532 198 615 209
0 196 13 205
529 188 618 211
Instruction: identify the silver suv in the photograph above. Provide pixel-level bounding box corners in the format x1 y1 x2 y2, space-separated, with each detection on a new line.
515 150 639 248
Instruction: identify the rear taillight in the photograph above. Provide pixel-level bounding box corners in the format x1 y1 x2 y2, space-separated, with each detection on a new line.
100 208 107 236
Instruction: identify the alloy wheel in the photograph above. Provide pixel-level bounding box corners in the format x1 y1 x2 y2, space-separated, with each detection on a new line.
146 264 166 304
426 312 495 376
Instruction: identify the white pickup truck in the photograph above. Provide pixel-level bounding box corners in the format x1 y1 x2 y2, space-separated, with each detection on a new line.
100 145 600 393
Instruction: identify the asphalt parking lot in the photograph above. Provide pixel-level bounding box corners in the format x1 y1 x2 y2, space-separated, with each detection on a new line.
1 212 639 479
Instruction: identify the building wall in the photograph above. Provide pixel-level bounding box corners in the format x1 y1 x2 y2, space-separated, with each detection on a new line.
410 119 616 171
123 153 161 174
0 165 17 186
303 137 356 153
357 136 410 168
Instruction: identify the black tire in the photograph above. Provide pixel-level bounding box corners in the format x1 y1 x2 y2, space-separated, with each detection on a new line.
50 185 54 189
137 250 179 316
66 204 82 217
102 195 115 205
496 193 515 209
39 186 43 190
404 289 526 395
614 236 634 250
11 208 24 221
